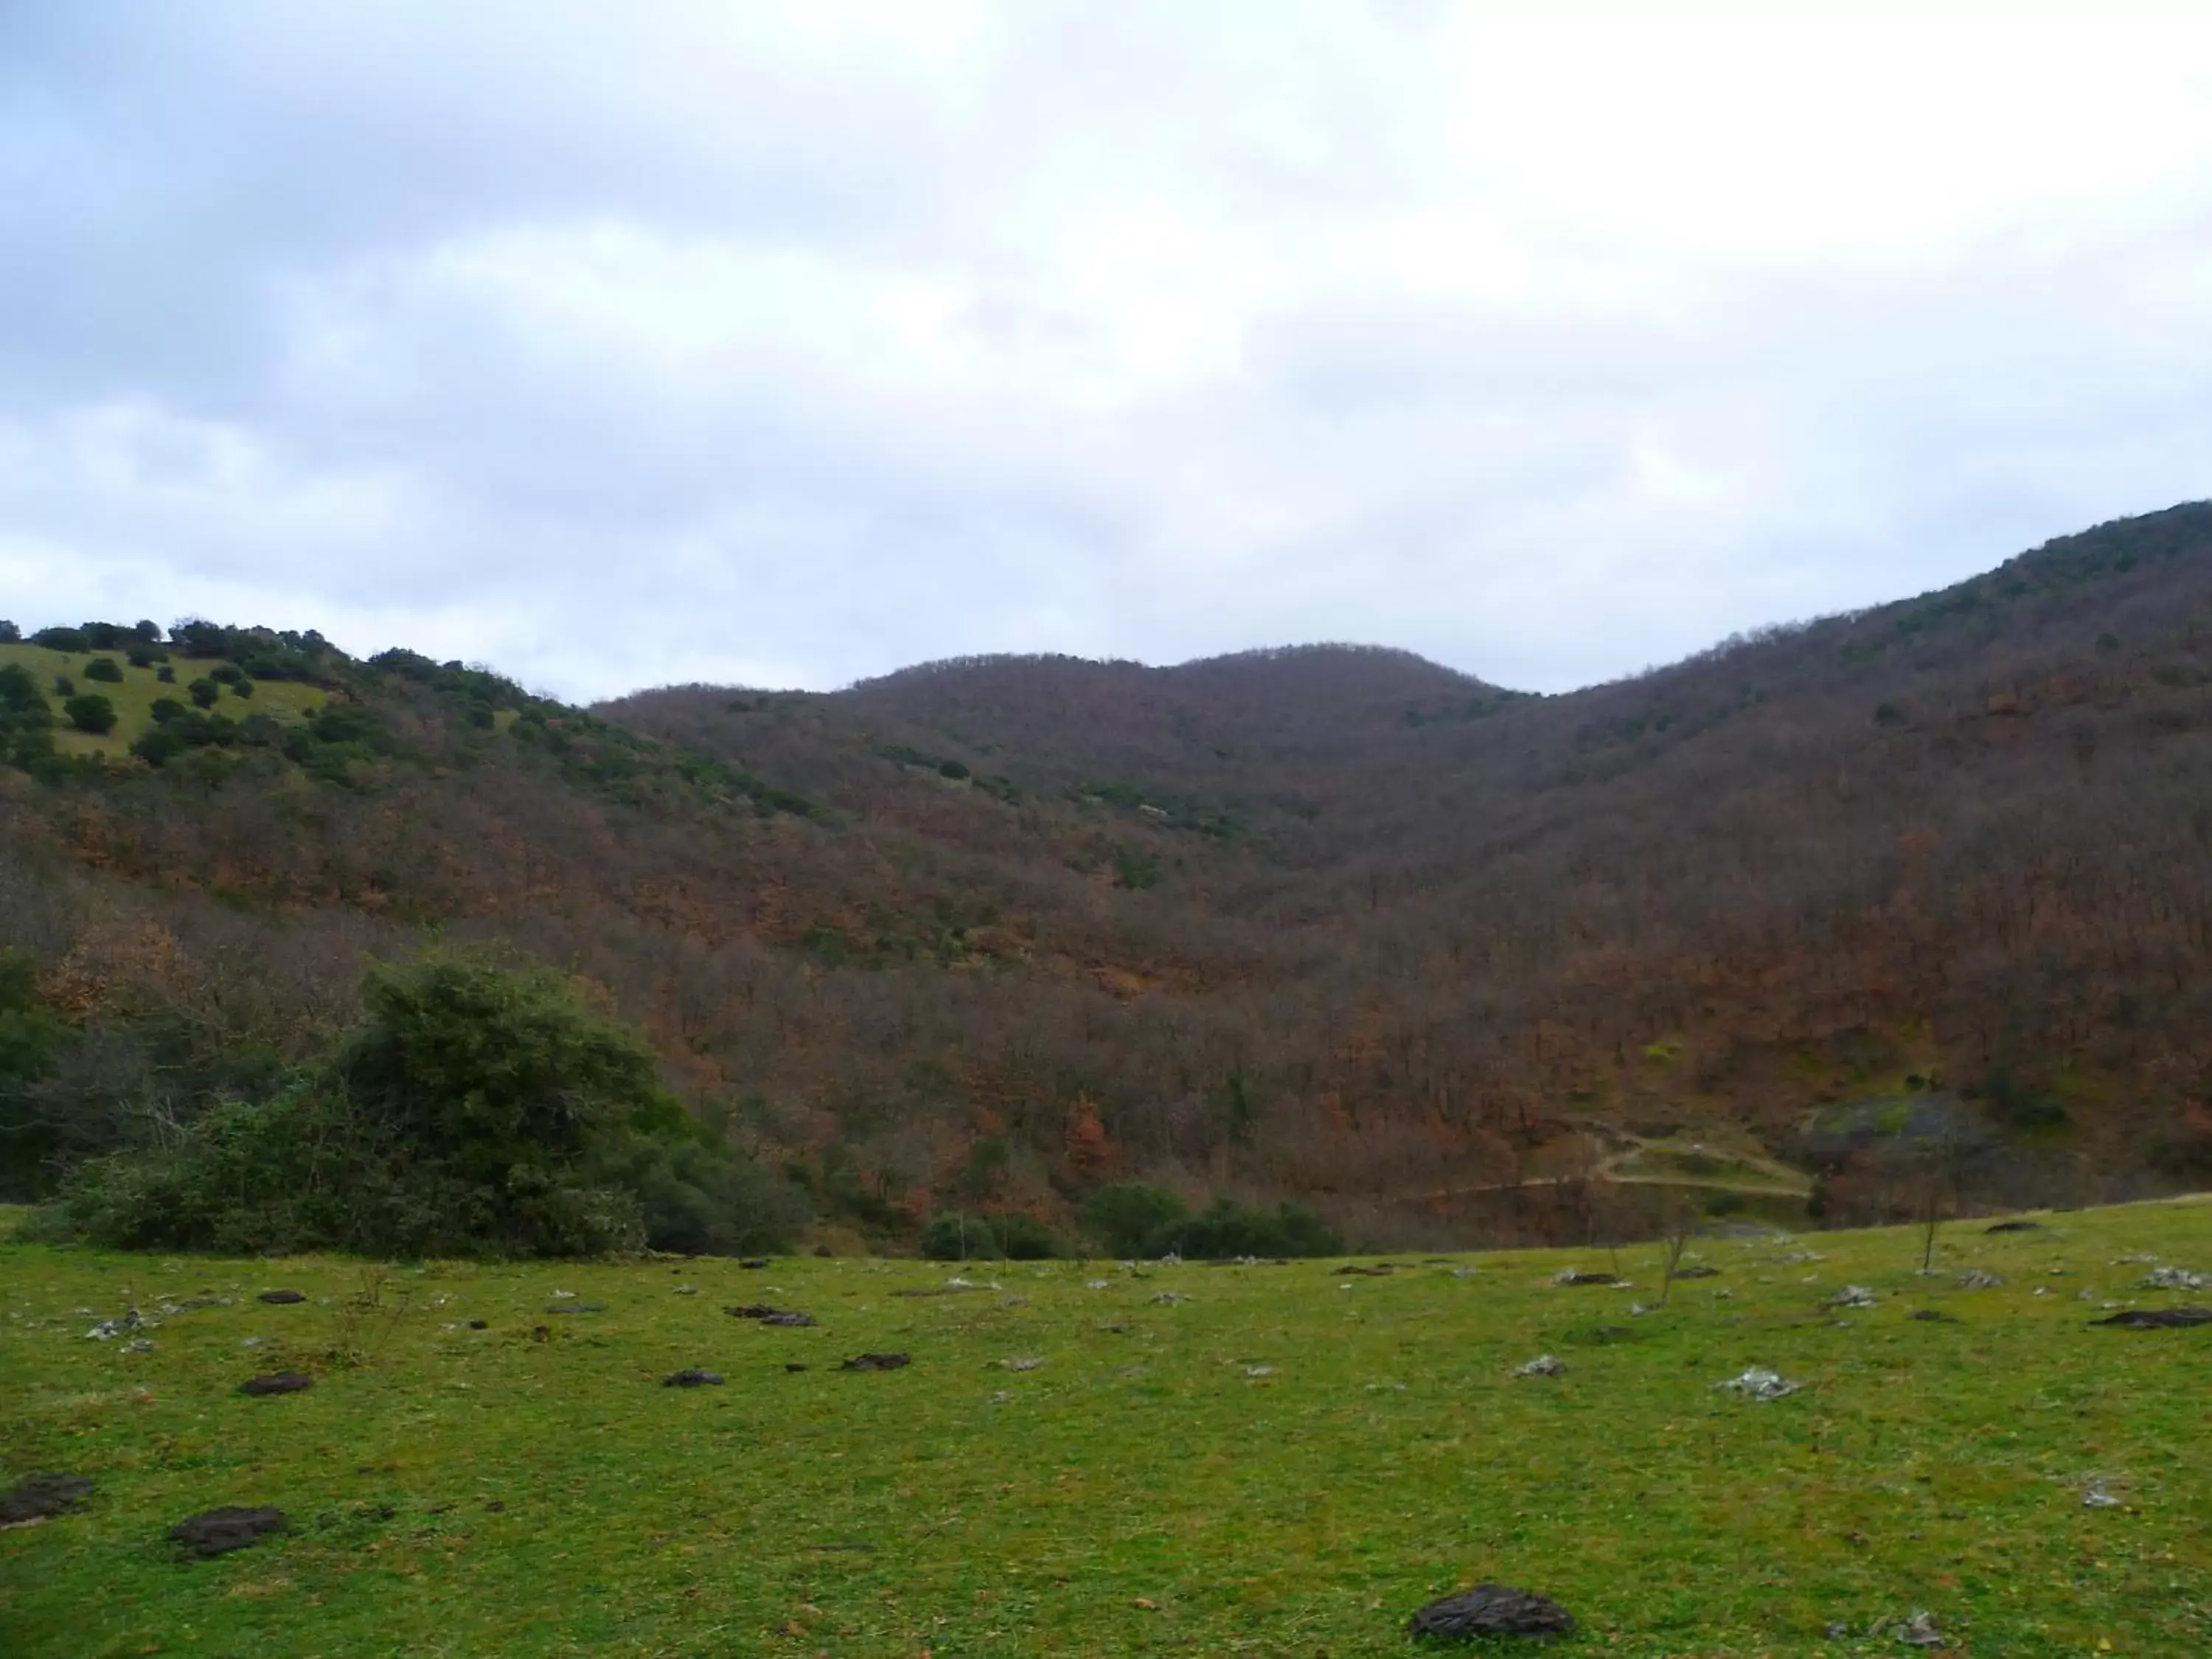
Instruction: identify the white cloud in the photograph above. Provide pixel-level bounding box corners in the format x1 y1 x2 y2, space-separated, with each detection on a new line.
3 1 2211 698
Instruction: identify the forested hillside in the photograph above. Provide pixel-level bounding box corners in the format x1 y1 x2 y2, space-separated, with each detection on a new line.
7 504 2212 1249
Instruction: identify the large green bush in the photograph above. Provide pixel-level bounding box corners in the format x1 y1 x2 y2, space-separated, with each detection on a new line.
1146 1198 1342 1260
1080 1182 1189 1257
0 664 58 775
50 956 804 1258
992 1211 1064 1259
63 693 117 735
920 1211 1003 1260
917 1210 1068 1261
0 951 74 1197
83 657 123 684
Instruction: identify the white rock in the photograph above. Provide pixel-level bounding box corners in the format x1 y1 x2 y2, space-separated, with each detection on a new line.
1717 1366 1801 1401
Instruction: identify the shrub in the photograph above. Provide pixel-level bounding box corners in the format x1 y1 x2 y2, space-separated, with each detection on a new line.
0 664 57 775
993 1211 1064 1259
209 664 243 685
149 698 184 724
188 677 220 709
55 1086 364 1255
312 703 388 746
604 1131 809 1256
52 675 73 697
82 658 122 684
0 951 74 1197
0 664 48 719
49 956 776 1259
131 727 186 767
230 677 254 699
63 694 116 735
29 626 88 653
126 647 164 668
0 620 18 642
156 665 175 684
1082 1182 1189 1257
170 619 230 658
1983 1065 2071 1131
1147 1198 1342 1260
920 1211 1003 1260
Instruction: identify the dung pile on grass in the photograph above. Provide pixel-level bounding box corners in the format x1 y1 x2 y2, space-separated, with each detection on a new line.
1408 1584 1575 1641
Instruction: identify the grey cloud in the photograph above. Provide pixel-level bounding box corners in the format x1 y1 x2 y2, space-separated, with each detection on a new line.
4 2 2212 702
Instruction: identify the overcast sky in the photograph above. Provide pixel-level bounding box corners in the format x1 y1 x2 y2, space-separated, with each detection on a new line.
4 2 2211 700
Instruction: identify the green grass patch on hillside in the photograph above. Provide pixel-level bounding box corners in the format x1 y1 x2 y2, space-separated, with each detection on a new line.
0 644 327 757
3 1200 2209 1656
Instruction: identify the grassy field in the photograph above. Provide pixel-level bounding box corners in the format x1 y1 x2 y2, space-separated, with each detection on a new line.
0 643 326 757
2 1200 2207 1658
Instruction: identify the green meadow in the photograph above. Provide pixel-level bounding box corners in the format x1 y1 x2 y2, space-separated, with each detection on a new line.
0 643 326 757
3 1200 2207 1658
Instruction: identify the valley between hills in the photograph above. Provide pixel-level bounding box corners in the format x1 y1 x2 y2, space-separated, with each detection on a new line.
7 503 2212 1251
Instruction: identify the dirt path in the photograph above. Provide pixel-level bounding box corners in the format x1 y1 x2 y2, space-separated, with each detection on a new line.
1408 1127 1812 1205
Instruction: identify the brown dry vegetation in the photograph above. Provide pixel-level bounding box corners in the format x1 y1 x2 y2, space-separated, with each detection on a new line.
8 504 2212 1245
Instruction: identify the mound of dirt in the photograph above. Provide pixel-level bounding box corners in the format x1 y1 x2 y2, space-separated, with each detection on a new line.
1 1473 92 1526
662 1368 726 1387
1408 1583 1576 1641
840 1352 911 1372
239 1372 314 1397
257 1290 307 1305
726 1304 815 1326
170 1506 288 1559
2093 1307 2211 1329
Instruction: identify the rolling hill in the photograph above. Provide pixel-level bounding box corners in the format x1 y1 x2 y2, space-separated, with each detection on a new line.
7 504 2212 1246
